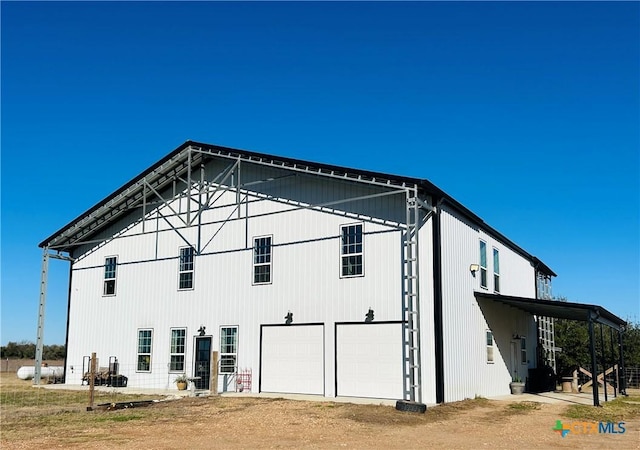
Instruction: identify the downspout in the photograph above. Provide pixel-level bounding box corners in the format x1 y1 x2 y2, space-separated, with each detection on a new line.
432 198 445 403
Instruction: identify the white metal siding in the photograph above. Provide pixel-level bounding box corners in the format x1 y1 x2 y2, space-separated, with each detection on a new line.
65 177 406 393
439 206 536 402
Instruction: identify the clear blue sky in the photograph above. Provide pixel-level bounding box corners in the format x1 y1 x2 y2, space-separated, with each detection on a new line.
1 2 638 346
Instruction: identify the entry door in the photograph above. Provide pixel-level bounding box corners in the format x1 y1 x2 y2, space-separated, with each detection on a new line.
194 337 212 390
510 341 519 380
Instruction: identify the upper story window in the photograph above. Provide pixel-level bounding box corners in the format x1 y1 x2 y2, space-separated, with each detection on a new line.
220 326 238 374
341 223 363 277
179 246 195 290
137 329 153 372
479 241 488 289
169 328 186 372
253 236 272 284
103 256 117 296
486 330 494 363
493 248 500 293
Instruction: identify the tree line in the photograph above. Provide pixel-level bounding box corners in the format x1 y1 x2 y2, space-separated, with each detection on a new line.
0 341 65 360
554 306 640 377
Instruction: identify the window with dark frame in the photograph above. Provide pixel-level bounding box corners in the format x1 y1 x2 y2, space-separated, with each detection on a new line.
104 256 117 296
179 247 194 290
137 329 152 372
253 236 272 284
220 327 238 374
341 224 363 277
479 240 488 289
493 248 500 293
521 337 527 364
169 328 186 372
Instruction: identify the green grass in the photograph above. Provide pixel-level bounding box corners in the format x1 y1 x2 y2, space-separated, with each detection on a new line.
507 401 542 413
564 395 640 422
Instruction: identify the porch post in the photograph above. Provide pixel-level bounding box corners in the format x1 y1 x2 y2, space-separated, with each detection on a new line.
588 315 599 407
618 327 627 395
599 323 607 402
609 326 617 398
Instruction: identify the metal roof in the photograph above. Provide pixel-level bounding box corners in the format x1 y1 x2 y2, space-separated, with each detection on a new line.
39 140 555 276
475 292 626 331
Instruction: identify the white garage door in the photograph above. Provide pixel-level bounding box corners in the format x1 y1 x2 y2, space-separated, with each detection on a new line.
261 324 324 395
336 322 403 399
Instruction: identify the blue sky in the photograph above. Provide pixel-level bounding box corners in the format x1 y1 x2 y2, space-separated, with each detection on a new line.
1 2 638 346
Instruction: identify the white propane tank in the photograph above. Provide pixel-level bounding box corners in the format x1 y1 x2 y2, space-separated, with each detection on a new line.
16 366 64 380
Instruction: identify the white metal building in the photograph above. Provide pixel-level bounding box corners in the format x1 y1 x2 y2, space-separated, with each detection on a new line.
38 140 607 404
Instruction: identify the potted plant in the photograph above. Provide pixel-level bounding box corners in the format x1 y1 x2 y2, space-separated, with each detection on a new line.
174 374 188 391
510 375 525 395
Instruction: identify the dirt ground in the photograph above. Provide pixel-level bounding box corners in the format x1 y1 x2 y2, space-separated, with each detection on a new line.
2 374 639 449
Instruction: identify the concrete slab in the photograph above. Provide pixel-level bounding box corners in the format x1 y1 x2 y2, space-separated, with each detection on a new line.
489 390 616 406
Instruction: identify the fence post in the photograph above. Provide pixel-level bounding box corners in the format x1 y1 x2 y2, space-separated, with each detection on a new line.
88 352 96 411
211 351 219 395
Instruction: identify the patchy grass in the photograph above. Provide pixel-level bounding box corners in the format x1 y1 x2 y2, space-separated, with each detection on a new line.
341 397 493 427
507 401 542 413
563 395 640 422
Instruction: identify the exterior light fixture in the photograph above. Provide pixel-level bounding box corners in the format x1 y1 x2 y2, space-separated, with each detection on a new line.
198 326 206 336
512 333 523 340
365 308 374 323
285 311 293 325
469 264 480 274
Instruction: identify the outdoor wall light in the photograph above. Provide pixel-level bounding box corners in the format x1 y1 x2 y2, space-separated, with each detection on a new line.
512 333 523 340
365 307 374 323
285 311 293 325
198 325 206 336
469 264 480 274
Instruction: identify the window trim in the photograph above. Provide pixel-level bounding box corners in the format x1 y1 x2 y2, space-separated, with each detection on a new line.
136 328 153 373
178 246 195 291
219 326 238 375
169 327 187 373
340 222 364 278
493 247 500 293
479 240 488 289
252 235 273 285
103 255 118 296
486 330 494 364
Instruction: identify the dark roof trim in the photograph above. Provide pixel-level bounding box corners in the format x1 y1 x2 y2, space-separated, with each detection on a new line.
39 140 554 276
475 292 626 331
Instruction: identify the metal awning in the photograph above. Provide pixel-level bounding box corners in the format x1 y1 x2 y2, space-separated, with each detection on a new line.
474 292 626 331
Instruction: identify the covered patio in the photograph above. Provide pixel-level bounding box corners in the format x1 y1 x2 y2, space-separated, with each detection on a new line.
475 292 627 407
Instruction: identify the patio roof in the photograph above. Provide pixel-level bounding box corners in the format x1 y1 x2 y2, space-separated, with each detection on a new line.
474 292 626 332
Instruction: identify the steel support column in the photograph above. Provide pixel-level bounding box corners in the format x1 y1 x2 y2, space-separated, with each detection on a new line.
599 323 608 402
609 326 617 397
34 248 50 385
618 328 627 395
588 315 600 406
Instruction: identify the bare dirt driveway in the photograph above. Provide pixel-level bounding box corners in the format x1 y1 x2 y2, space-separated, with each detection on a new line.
3 390 639 450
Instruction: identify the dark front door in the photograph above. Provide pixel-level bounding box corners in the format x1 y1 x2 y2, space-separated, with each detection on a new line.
194 337 212 390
